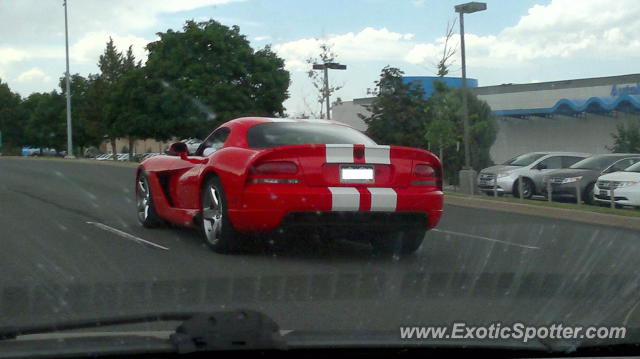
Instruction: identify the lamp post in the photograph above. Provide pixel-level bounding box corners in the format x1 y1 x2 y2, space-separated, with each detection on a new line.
455 1 486 193
63 0 74 158
312 62 346 120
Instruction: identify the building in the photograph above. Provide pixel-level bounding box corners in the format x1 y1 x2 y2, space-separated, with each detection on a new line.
333 74 640 164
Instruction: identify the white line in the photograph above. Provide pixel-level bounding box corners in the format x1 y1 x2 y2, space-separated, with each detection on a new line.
325 144 354 163
364 145 390 164
431 228 540 250
368 187 397 211
328 187 360 211
86 222 169 250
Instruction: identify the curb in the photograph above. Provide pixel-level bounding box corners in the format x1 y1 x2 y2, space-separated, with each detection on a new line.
445 195 640 232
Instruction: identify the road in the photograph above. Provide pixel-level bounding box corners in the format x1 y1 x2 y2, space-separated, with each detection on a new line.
2 158 640 342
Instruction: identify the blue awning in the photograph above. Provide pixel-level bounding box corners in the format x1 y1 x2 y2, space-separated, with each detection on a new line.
494 94 640 117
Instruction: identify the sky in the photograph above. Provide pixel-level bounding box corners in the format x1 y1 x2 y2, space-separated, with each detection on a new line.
1 0 640 116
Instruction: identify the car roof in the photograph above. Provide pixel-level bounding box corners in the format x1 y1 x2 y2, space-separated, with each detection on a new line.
538 152 592 156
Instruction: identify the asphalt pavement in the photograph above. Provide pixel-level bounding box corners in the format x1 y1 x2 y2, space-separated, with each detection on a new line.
2 158 640 343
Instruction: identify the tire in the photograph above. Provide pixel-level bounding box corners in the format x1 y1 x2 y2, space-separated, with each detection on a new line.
583 183 595 205
200 176 245 253
370 229 426 256
136 172 163 228
513 178 534 199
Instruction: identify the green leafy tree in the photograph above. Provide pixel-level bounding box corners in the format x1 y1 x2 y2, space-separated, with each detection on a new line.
0 79 26 152
58 74 104 154
22 92 66 153
608 121 640 153
359 67 429 148
145 19 290 137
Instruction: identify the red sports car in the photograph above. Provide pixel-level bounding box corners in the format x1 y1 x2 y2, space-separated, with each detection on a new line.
136 117 443 254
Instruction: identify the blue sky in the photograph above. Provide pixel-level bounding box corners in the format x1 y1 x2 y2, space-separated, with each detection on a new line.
2 0 639 116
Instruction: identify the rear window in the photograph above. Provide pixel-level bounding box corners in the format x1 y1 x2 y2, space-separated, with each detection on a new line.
247 122 377 148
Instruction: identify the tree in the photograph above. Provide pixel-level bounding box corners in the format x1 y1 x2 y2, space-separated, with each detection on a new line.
21 91 66 153
608 121 640 153
58 74 105 154
305 43 344 118
145 19 290 137
436 19 457 77
0 79 26 152
359 67 429 148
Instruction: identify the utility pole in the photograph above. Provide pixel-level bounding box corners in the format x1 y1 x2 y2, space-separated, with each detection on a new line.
312 62 347 120
63 0 74 158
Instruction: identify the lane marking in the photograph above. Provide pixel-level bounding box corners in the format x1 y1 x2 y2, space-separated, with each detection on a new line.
86 222 169 251
368 187 397 211
364 145 391 164
431 228 540 250
328 187 360 211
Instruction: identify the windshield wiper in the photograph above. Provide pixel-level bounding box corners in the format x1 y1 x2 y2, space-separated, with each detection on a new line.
0 309 286 354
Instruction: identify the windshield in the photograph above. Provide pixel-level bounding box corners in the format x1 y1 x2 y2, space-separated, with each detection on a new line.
502 153 546 166
570 155 623 170
625 162 640 173
3 0 640 355
247 122 376 148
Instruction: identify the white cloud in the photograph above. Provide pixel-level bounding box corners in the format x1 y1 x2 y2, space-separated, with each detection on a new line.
253 35 272 42
71 32 151 64
0 48 30 65
273 27 420 71
16 68 52 83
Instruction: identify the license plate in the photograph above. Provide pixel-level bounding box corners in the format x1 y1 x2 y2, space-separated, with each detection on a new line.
340 165 374 183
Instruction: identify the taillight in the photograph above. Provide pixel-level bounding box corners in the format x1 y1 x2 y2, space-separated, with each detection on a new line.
414 164 435 177
249 161 300 184
412 163 442 190
251 161 298 175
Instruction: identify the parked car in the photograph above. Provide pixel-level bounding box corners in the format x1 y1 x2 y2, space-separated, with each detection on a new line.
477 152 591 199
593 161 640 208
541 154 640 204
21 146 57 157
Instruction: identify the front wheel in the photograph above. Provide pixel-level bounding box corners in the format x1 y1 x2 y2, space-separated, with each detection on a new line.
513 178 534 199
370 229 426 256
200 177 245 253
136 173 163 228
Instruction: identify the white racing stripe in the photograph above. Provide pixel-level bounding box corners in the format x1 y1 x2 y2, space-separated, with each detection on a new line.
328 187 360 211
368 187 397 211
431 228 540 250
364 145 391 164
86 222 169 250
326 144 354 163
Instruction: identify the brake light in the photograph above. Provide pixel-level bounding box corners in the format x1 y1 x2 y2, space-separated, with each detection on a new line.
412 163 442 190
414 164 435 177
251 161 298 175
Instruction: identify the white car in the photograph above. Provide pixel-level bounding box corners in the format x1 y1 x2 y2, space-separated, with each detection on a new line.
593 162 640 208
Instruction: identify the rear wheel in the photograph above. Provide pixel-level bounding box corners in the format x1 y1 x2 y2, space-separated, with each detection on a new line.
136 173 162 228
200 177 245 253
370 229 426 256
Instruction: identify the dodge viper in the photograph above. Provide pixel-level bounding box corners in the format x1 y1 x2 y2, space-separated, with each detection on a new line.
136 117 443 254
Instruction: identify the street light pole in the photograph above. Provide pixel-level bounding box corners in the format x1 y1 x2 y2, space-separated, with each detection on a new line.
63 0 74 158
312 62 346 120
459 10 470 169
454 1 486 194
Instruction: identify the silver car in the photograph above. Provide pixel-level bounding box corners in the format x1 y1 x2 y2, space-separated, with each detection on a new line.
477 152 591 199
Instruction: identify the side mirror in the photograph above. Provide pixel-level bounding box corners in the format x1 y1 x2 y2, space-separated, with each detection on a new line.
169 142 188 160
535 162 547 170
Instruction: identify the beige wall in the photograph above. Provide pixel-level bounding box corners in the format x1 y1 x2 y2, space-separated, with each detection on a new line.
99 138 171 154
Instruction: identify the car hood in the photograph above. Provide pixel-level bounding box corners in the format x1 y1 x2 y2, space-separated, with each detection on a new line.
598 171 640 182
480 165 521 174
546 168 598 180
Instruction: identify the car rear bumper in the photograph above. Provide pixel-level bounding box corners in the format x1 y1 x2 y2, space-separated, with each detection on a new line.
229 184 443 233
540 183 582 197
